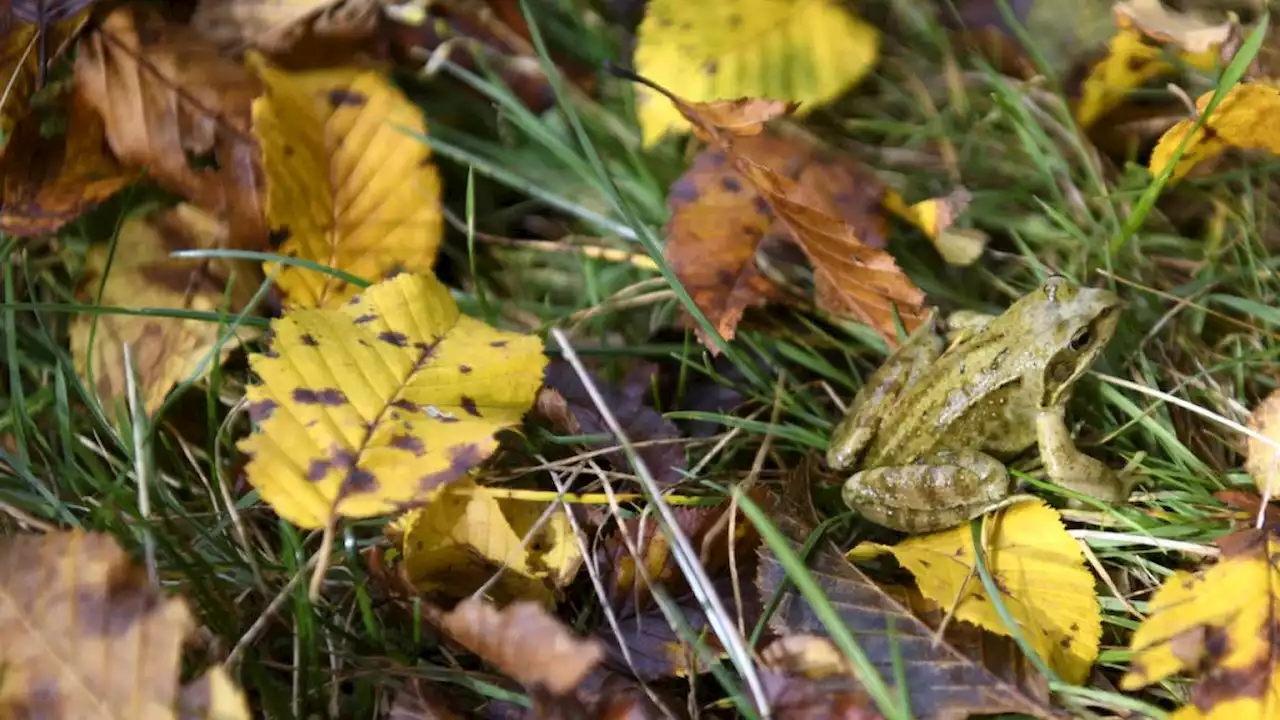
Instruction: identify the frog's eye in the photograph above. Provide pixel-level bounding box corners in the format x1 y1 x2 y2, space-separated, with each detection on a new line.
1069 328 1092 351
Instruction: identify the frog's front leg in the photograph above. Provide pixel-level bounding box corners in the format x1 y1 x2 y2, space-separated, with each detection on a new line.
842 450 1013 533
1035 405 1136 503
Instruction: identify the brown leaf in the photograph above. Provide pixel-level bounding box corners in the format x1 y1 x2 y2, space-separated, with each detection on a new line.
540 359 688 487
758 635 887 720
437 597 604 696
0 10 89 155
191 0 380 59
389 678 466 720
74 3 268 248
677 97 800 141
665 133 902 349
0 530 250 719
0 91 136 236
1214 491 1280 533
755 487 1053 720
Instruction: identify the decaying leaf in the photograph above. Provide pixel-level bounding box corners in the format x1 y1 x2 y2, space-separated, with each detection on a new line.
539 359 687 486
757 489 1052 719
74 3 268 247
237 272 546 528
1074 2 1223 129
757 635 886 720
437 597 604 696
249 54 443 308
0 10 89 155
1122 529 1280 719
389 678 466 720
633 0 879 146
191 0 380 57
0 92 135 237
1149 83 1280 182
0 530 250 719
1246 389 1280 497
850 499 1102 684
70 204 261 417
397 478 581 605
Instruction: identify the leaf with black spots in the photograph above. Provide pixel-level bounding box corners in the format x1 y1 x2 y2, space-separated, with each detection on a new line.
238 272 546 528
0 530 250 719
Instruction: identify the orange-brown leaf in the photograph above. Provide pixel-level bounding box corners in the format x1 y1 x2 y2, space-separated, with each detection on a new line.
0 11 89 156
74 4 268 248
0 93 135 236
437 598 604 696
675 97 800 141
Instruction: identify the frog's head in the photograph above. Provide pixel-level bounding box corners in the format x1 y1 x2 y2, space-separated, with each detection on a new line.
1030 275 1123 406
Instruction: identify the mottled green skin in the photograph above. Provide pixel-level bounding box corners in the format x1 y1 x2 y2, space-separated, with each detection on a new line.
828 276 1133 533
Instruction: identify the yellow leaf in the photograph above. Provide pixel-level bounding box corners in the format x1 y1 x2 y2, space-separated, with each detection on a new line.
0 530 249 720
633 0 878 147
70 204 261 418
249 55 443 308
1149 83 1280 182
398 478 582 605
850 500 1100 683
1123 530 1280 719
237 272 547 529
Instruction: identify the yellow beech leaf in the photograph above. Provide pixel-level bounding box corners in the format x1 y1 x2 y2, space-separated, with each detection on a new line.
0 530 250 719
397 478 582 606
850 500 1100 684
237 272 546 528
70 204 261 418
633 0 879 147
1248 389 1280 497
1149 83 1280 182
1074 11 1220 130
1122 529 1280 719
249 54 443 308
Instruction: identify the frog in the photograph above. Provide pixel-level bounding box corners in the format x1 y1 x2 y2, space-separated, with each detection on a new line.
826 275 1136 533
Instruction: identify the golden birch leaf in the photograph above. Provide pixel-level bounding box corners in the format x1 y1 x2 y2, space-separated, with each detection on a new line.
397 478 582 605
1122 529 1280 719
0 530 249 720
70 204 261 418
1149 83 1280 182
633 0 879 147
850 500 1101 684
249 54 443 308
237 272 546 529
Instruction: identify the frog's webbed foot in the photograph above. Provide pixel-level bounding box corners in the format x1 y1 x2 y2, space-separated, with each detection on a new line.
842 450 1013 534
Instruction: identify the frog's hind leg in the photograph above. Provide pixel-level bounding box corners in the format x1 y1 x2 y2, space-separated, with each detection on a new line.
841 450 1012 533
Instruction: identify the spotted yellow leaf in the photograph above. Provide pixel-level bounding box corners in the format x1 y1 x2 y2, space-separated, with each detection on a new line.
850 499 1101 683
238 272 546 529
0 530 250 719
1123 529 1280 719
633 0 878 147
249 54 442 308
1150 83 1280 182
70 204 261 418
397 478 582 606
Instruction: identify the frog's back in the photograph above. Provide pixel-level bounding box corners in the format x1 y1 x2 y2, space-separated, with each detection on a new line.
861 330 1039 466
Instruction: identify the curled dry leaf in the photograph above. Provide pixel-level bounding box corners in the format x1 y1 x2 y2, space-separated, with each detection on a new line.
70 204 261 417
237 272 546 528
1113 0 1233 53
758 635 886 720
396 477 582 606
0 530 250 719
249 54 443 308
1246 388 1280 501
850 499 1102 684
438 597 604 696
1150 83 1280 183
0 10 89 155
1122 529 1280 719
74 3 267 248
633 0 878 146
0 92 136 236
191 0 380 58
539 359 687 486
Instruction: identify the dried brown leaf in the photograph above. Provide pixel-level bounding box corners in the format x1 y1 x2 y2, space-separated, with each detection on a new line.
0 10 89 155
0 92 135 236
74 3 268 248
191 0 380 58
438 598 604 696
